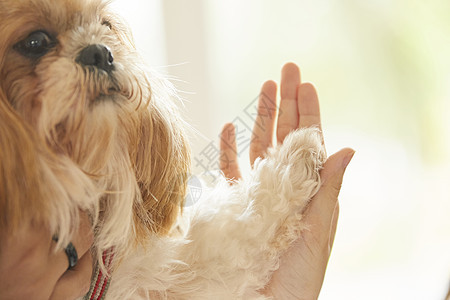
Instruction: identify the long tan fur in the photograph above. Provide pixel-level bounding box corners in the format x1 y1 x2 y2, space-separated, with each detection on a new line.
0 0 190 269
0 96 48 233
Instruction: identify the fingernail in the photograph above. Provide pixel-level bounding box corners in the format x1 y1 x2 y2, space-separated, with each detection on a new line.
342 150 355 169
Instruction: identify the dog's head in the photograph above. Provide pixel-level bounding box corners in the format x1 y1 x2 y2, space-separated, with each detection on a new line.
0 0 191 256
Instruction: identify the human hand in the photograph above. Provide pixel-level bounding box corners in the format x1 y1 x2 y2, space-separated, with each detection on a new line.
219 63 354 299
0 212 94 300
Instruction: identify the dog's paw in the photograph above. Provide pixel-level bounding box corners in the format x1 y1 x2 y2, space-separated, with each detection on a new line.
173 128 326 297
245 127 326 251
254 127 325 210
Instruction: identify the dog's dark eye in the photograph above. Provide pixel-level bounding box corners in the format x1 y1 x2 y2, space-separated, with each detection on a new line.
101 19 112 30
14 30 56 59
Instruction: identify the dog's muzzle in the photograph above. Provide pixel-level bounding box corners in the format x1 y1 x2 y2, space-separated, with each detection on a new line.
76 44 114 73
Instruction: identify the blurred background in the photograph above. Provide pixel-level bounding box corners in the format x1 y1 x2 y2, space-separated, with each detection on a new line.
111 0 450 298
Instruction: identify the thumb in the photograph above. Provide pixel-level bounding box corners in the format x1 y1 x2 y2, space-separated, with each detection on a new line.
320 148 355 198
304 148 354 230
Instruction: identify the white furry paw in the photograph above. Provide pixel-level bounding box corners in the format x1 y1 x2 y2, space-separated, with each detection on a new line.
249 126 326 253
256 127 325 208
172 127 326 299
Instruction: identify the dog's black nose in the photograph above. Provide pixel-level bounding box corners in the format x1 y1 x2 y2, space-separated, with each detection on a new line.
76 44 114 73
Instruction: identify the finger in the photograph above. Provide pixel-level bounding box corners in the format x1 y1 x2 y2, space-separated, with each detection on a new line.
49 251 93 300
277 62 301 143
70 212 94 258
297 83 321 130
51 212 94 274
220 123 242 181
250 80 277 165
304 148 354 236
298 82 325 151
297 82 324 145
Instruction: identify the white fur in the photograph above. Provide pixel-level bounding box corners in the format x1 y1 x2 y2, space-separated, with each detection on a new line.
106 128 325 299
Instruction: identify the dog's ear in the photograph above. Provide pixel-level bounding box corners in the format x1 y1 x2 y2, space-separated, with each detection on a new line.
129 95 191 236
0 95 50 233
0 92 97 243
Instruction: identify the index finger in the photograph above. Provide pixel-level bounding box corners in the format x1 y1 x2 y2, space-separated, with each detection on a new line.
220 123 242 181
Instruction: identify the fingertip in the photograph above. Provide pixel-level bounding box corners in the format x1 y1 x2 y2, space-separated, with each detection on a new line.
262 79 277 91
299 82 317 96
339 147 356 158
220 123 236 147
341 148 355 169
281 63 301 94
340 147 355 154
261 80 277 101
282 62 300 75
320 148 355 182
327 148 355 163
219 123 241 180
221 122 235 133
298 83 320 107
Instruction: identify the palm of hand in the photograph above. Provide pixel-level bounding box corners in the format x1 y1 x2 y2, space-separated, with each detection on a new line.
219 63 353 299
